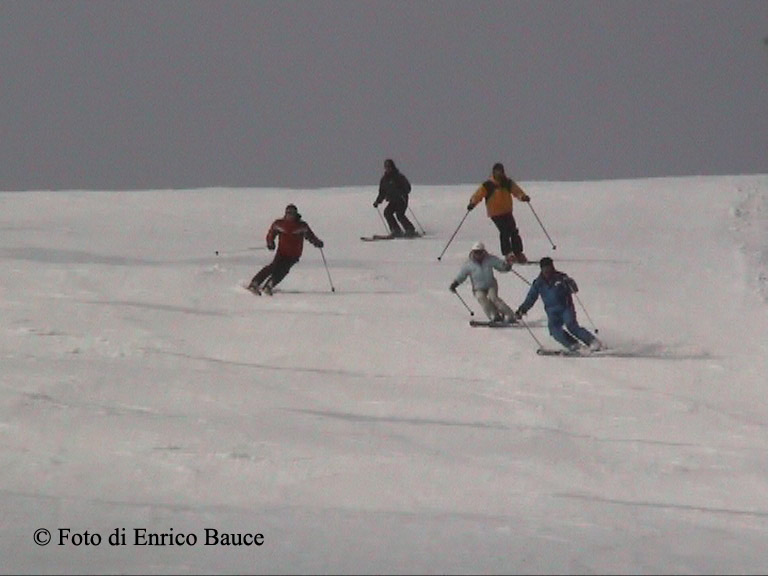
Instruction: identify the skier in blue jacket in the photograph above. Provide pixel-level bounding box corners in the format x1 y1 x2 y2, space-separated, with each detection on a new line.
516 257 602 351
450 242 517 323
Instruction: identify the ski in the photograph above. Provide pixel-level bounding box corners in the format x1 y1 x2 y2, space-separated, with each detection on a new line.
505 256 548 266
536 347 610 357
470 319 521 328
361 233 423 242
361 234 397 242
537 348 582 356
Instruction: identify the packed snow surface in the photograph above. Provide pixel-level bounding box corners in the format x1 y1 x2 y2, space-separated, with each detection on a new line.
1 175 767 573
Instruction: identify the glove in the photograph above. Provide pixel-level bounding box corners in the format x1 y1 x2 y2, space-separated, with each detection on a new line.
449 282 459 293
373 201 380 208
515 307 525 317
315 240 324 249
466 203 475 211
521 194 531 202
267 242 275 251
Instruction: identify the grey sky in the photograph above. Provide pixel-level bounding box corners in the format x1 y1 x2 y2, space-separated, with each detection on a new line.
2 1 767 190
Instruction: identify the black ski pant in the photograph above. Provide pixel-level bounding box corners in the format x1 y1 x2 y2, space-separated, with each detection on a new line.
250 253 300 288
491 212 524 257
384 197 415 235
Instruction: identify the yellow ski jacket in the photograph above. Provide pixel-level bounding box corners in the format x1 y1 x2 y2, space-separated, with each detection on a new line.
469 176 529 218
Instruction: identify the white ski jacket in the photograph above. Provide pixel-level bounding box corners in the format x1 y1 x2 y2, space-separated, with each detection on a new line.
453 254 511 292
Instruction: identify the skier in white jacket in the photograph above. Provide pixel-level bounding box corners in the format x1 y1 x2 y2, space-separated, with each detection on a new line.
450 242 517 323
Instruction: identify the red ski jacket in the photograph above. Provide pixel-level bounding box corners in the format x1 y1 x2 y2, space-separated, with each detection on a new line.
266 217 322 259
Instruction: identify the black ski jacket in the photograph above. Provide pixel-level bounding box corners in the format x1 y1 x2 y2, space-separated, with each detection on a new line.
375 170 411 205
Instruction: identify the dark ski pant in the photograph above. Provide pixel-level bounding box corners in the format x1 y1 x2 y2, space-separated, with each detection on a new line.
547 306 596 350
491 212 523 258
384 197 415 235
250 253 300 289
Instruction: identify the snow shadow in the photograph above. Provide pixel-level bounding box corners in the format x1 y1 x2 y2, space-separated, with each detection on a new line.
1 246 158 266
287 408 510 430
596 341 713 360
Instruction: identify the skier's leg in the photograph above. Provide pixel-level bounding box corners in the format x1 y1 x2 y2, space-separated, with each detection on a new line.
508 213 525 259
547 310 579 349
549 324 579 349
562 307 596 346
383 203 403 236
396 210 416 234
250 261 274 288
268 256 299 288
487 285 515 320
474 289 501 321
491 214 513 256
394 198 416 234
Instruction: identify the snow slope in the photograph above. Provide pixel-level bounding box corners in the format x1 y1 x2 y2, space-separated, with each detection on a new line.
1 175 767 573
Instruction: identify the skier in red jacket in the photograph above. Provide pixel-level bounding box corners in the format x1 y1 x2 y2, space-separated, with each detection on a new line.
247 204 324 295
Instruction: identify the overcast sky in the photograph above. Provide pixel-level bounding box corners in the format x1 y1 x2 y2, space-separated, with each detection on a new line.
2 1 767 190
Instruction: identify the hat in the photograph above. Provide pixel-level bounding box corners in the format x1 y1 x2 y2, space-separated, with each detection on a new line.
539 256 554 268
471 241 486 252
492 162 505 173
384 158 396 170
285 204 300 218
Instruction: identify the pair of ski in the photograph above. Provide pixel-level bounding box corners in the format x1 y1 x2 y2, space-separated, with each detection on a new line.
470 319 608 357
535 347 609 357
360 232 423 242
468 319 521 328
505 259 539 266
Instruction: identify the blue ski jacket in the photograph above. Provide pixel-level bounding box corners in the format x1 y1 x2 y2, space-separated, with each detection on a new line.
518 271 579 315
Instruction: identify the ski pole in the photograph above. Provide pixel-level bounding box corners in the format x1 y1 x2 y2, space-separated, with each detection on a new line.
509 266 532 286
527 202 557 250
437 210 471 261
453 289 475 316
516 314 545 349
375 206 389 234
574 293 598 334
319 247 335 293
408 206 426 235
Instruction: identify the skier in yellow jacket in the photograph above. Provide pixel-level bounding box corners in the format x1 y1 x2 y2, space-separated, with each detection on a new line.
467 162 531 263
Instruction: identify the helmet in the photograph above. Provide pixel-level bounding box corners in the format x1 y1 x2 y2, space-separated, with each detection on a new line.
471 241 486 252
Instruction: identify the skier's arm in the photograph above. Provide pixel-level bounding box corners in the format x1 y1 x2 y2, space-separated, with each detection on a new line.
400 174 412 195
517 279 540 316
467 186 486 211
374 180 387 207
510 181 531 202
564 275 578 293
451 264 471 290
266 222 278 250
489 255 512 273
304 224 324 248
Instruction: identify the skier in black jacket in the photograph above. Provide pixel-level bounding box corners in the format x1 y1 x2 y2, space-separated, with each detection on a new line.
373 159 417 237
